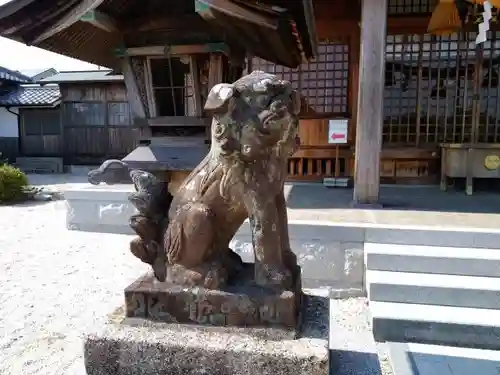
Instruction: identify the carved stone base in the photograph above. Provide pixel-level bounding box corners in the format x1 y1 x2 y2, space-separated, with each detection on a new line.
125 263 302 329
84 295 328 375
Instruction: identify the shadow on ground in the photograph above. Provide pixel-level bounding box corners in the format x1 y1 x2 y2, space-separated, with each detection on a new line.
330 350 384 375
409 351 500 375
2 200 54 208
285 183 500 214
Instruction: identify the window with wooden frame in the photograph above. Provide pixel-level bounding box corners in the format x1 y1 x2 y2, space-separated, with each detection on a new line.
251 41 350 117
107 102 131 126
22 108 61 136
384 31 500 146
63 102 106 126
146 57 195 117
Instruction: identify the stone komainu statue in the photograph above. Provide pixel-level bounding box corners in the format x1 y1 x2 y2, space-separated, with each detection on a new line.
128 71 301 291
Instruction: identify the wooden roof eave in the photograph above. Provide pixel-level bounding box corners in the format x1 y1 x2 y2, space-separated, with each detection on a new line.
0 0 37 19
0 0 121 69
0 0 81 40
195 0 316 68
30 0 105 45
35 23 123 69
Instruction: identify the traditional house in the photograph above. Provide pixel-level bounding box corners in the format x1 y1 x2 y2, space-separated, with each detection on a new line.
0 0 498 203
0 67 136 167
0 66 60 161
35 70 135 165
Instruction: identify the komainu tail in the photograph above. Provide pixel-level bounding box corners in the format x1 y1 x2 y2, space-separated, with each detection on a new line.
128 170 173 278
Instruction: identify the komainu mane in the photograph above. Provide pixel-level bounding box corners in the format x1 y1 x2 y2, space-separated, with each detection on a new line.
128 71 301 291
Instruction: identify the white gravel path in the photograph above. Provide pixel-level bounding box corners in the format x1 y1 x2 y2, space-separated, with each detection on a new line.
0 174 393 375
0 199 148 375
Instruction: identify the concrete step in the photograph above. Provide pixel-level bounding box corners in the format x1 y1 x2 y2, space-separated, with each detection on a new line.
387 341 500 375
371 301 500 350
367 270 500 309
15 156 64 173
365 243 500 277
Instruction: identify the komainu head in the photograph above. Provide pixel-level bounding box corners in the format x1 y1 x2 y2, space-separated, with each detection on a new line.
204 71 301 161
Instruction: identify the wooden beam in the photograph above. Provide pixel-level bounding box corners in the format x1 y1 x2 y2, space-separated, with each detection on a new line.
121 57 146 120
348 25 360 145
80 9 117 32
121 44 228 57
352 0 387 206
32 0 105 44
195 0 278 30
301 0 318 57
144 58 157 117
147 117 211 127
122 14 208 33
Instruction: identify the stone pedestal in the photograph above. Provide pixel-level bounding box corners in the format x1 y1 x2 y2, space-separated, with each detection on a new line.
125 263 302 329
84 294 329 375
65 185 136 234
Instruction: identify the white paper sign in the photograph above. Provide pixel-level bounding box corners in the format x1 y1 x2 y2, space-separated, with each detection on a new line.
476 1 492 44
328 119 348 144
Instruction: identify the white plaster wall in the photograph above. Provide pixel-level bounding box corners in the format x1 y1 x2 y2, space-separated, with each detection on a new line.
0 107 18 138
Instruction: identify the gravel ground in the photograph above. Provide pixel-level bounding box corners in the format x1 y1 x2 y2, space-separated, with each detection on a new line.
0 199 148 375
0 174 394 375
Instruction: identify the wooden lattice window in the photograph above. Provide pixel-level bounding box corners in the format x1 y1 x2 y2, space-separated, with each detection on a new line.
148 57 195 117
383 31 500 145
22 108 61 136
387 0 437 15
251 42 349 117
63 102 105 126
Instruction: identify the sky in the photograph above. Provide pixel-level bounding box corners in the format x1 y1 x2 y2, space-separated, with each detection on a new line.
0 0 97 72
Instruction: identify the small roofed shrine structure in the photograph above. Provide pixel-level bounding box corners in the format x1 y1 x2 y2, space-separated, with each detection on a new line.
0 0 317 190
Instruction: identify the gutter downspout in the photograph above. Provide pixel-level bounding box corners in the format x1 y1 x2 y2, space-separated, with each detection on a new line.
6 106 20 158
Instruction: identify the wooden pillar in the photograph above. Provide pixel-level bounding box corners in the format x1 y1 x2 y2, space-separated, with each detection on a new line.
121 56 147 121
207 53 224 91
352 0 387 206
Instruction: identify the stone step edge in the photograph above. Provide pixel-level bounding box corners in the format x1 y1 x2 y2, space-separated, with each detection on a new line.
373 317 500 350
372 302 500 349
367 271 500 309
365 243 500 260
365 244 500 277
369 301 500 327
386 342 500 375
366 270 500 290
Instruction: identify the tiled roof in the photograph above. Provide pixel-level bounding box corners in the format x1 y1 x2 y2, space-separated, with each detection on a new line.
0 66 31 83
39 70 123 83
0 85 61 107
18 68 58 81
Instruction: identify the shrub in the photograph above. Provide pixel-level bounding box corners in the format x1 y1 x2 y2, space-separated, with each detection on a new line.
0 164 28 203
